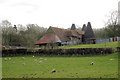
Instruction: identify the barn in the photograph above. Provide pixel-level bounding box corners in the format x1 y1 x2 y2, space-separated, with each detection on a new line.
35 22 96 46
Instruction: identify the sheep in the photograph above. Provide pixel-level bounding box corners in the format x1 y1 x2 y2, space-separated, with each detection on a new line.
40 58 43 60
33 56 35 58
44 59 47 61
51 69 56 73
39 61 42 63
90 62 94 65
4 58 7 61
12 61 15 64
22 63 25 66
22 57 25 60
109 59 114 61
9 58 11 60
34 59 37 61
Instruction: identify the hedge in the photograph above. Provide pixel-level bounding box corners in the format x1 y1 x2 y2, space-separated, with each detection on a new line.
117 47 120 52
2 48 115 57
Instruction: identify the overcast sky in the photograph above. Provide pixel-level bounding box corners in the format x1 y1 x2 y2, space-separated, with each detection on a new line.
0 0 119 29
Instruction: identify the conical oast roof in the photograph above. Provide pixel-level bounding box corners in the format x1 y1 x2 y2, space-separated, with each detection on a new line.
71 24 76 30
82 24 86 31
84 22 95 39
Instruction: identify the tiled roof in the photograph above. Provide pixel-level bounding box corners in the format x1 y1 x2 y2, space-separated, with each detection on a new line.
50 27 84 41
34 34 61 45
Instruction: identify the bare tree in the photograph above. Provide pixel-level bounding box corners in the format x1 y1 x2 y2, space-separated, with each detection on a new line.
1 20 47 47
105 10 120 37
1 20 12 45
106 10 118 25
24 24 47 48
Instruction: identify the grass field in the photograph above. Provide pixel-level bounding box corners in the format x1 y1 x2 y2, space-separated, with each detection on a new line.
2 52 118 78
58 41 119 49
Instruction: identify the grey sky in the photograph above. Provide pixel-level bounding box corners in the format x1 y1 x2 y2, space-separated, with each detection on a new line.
0 0 119 29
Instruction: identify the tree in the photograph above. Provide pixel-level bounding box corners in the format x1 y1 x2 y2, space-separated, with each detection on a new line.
106 10 118 25
93 28 106 38
23 24 47 48
1 20 47 47
1 20 12 45
105 10 120 37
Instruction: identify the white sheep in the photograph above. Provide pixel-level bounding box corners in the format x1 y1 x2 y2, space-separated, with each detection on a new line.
4 58 7 61
22 57 25 60
90 62 94 65
22 63 25 66
44 59 47 60
39 61 42 63
40 58 43 60
33 56 35 58
109 59 114 61
34 59 37 61
51 69 56 73
9 58 11 60
12 61 15 64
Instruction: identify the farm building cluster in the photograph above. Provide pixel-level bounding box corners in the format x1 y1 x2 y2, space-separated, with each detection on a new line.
35 22 96 46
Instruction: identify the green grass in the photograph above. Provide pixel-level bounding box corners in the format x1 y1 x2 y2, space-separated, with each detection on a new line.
2 53 118 78
0 58 2 79
58 41 119 49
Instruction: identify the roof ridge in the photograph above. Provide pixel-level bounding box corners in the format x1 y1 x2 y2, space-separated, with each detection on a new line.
50 26 68 30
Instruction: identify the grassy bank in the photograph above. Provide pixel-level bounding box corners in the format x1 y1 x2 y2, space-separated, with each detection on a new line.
58 42 119 49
